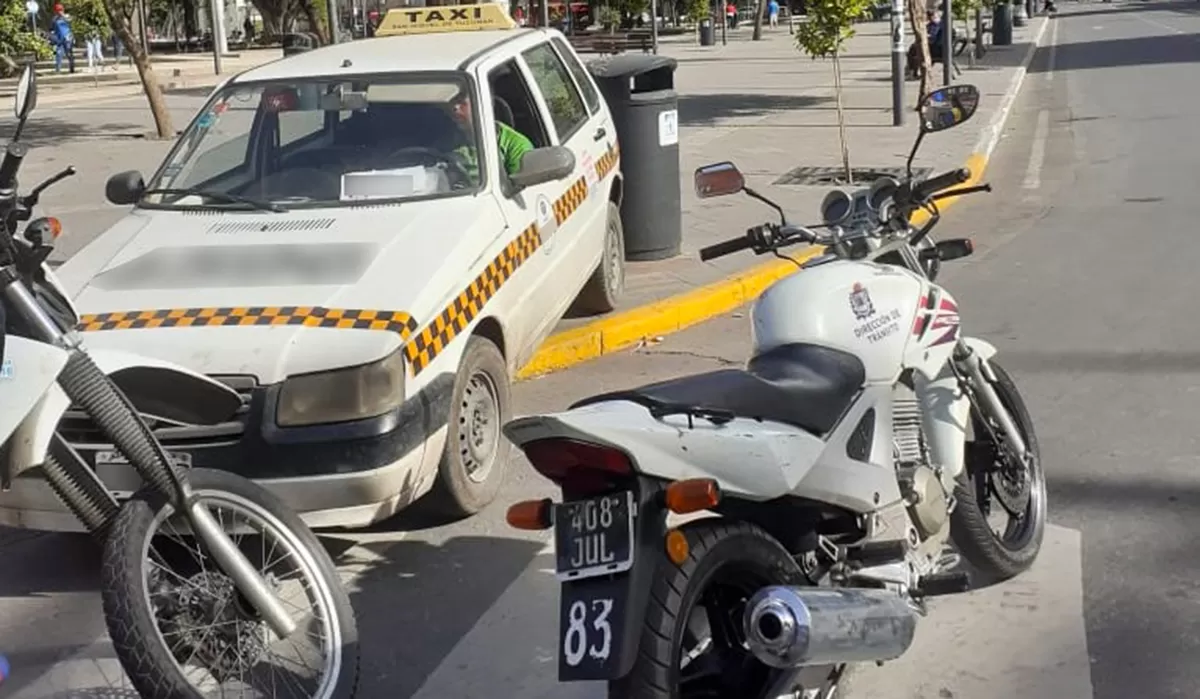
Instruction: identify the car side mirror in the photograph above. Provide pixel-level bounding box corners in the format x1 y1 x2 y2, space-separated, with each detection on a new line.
509 146 576 190
106 170 146 206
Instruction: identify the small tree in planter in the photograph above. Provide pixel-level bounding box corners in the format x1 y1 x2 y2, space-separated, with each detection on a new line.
598 3 622 31
795 0 873 184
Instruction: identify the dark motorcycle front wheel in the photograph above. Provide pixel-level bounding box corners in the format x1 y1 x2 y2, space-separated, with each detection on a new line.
101 468 360 699
608 519 841 699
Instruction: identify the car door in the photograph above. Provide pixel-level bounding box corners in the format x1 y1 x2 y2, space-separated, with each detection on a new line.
514 41 608 336
548 35 619 207
481 57 577 370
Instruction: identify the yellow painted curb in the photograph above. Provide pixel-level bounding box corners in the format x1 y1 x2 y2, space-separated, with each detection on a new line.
518 150 991 380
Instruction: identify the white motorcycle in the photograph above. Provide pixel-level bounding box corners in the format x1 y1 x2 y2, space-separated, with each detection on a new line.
0 67 359 697
503 84 1046 698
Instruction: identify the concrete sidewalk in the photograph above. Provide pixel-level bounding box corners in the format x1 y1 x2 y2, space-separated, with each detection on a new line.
527 16 1049 375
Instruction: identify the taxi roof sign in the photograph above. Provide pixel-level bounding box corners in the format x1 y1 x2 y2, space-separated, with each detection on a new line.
375 2 517 37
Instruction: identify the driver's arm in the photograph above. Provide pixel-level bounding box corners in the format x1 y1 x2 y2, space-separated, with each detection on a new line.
496 121 535 176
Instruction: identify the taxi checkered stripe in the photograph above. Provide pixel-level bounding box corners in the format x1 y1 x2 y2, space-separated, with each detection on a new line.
595 143 621 182
78 306 419 336
403 225 540 373
553 177 589 226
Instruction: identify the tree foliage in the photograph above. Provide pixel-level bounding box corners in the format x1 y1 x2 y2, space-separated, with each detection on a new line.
0 1 51 75
69 0 113 40
794 0 873 183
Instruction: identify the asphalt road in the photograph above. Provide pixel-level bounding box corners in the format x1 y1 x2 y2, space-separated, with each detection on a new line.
3 2 1200 696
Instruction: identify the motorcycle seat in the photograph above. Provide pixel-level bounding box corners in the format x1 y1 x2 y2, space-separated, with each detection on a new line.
573 343 865 435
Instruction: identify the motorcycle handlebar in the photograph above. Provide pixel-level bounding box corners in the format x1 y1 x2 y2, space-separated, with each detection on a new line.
914 167 972 201
699 235 754 261
0 143 27 191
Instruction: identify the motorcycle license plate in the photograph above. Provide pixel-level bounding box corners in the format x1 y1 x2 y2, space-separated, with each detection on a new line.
558 574 630 681
553 491 635 582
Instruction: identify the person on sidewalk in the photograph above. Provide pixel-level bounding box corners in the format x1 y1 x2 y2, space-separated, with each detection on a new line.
726 1 737 28
50 4 76 74
767 0 779 27
85 31 105 72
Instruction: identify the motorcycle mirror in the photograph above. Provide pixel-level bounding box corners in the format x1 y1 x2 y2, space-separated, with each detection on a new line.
694 162 745 199
918 84 980 134
11 63 37 142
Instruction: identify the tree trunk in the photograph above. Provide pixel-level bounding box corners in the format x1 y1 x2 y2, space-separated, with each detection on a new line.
906 0 932 103
104 1 174 139
301 0 327 43
832 47 852 185
751 0 766 39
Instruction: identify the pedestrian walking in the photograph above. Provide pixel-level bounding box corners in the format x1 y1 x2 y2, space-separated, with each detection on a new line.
85 32 105 72
725 1 736 28
50 3 76 74
767 0 779 27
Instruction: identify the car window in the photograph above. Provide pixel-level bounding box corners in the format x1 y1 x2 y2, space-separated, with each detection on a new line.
521 42 589 142
144 73 484 209
551 38 601 115
489 59 550 152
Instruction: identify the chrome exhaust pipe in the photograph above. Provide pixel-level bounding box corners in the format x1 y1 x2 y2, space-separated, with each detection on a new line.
743 586 917 668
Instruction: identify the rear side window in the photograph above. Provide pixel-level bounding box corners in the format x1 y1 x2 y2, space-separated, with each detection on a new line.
551 37 601 115
522 42 589 141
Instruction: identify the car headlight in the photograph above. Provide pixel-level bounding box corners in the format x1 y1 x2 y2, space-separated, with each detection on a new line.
276 350 406 427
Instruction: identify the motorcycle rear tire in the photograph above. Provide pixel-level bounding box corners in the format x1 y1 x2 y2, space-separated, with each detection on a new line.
100 468 360 699
607 519 840 699
950 360 1047 582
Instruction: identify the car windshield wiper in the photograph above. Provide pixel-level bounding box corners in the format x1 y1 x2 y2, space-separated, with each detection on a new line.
141 187 288 213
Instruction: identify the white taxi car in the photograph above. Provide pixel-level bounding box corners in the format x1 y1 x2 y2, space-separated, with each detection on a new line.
0 3 626 531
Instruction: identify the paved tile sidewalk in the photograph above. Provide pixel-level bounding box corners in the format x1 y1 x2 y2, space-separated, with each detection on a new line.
557 18 1046 331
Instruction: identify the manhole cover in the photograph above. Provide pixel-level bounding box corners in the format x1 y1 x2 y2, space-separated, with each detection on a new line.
774 165 933 187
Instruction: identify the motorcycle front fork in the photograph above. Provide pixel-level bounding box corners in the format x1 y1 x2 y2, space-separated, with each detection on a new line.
952 340 1028 463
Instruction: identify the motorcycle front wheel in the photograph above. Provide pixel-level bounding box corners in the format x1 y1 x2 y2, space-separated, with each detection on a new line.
100 468 359 699
608 519 841 699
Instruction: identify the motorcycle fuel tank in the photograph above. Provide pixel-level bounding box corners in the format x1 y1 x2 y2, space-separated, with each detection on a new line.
751 260 927 384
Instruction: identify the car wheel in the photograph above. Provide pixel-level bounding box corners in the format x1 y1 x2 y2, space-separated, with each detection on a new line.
427 335 511 519
572 201 625 315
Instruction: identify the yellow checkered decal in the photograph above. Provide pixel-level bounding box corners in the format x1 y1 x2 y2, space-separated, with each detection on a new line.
78 306 418 336
403 225 541 373
595 143 621 181
553 177 589 226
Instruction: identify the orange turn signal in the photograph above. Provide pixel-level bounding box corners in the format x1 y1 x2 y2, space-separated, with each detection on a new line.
46 217 62 239
665 528 690 565
665 478 721 515
506 498 553 531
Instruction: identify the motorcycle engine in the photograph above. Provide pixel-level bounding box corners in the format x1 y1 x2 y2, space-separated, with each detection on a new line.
893 384 950 541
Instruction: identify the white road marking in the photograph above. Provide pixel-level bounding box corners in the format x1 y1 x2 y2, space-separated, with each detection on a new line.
1046 16 1060 80
1023 110 1051 190
845 524 1095 699
971 17 1051 161
1133 13 1184 35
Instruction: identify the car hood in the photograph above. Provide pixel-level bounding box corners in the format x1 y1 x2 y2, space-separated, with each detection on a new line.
61 200 495 383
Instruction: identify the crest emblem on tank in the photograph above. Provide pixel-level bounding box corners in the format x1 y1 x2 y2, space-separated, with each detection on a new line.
849 282 875 320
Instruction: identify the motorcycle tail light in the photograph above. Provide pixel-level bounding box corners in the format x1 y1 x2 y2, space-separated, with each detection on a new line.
665 478 721 514
521 438 633 491
506 498 553 530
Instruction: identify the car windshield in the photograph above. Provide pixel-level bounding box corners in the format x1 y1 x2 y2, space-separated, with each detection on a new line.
143 72 483 209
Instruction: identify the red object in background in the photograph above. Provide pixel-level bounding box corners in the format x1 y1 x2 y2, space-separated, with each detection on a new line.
367 9 378 19
262 88 298 113
53 2 64 12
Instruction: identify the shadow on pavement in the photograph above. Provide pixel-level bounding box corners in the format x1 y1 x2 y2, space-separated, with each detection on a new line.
994 349 1200 374
0 531 100 596
1026 30 1200 72
325 532 545 698
1056 0 1199 18
678 92 830 126
0 116 147 148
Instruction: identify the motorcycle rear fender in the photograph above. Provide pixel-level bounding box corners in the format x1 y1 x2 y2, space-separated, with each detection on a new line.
505 415 671 680
5 348 242 480
914 335 997 485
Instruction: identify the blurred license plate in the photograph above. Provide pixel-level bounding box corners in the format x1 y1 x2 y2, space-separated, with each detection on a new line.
554 491 635 582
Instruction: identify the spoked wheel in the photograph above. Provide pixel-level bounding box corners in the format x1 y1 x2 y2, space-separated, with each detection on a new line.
950 360 1047 582
609 520 841 699
100 468 359 699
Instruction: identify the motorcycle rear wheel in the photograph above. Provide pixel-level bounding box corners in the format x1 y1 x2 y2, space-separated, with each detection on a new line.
100 468 359 699
607 519 840 699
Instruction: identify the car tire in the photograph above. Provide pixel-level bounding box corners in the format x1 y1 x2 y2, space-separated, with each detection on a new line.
573 201 625 315
427 335 511 519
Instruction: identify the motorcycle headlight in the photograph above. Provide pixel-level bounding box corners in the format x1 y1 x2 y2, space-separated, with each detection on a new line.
276 350 406 427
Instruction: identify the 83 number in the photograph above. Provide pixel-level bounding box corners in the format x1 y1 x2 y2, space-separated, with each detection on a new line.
562 597 614 667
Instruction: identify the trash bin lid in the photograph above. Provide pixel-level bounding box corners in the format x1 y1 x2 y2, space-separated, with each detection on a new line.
587 54 678 79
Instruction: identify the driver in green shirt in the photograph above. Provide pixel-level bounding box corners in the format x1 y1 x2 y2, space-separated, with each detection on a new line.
448 91 535 181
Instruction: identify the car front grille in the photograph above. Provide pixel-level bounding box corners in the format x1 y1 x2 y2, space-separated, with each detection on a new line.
58 375 257 449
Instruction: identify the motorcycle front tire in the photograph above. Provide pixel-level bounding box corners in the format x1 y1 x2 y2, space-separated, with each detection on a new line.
100 467 360 699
